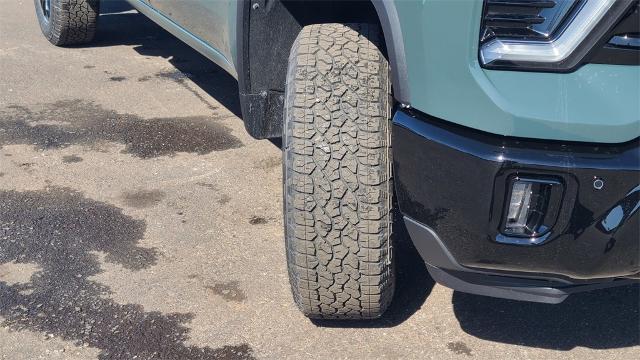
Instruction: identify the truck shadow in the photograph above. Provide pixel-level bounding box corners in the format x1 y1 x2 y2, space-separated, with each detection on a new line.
89 1 242 119
452 284 639 350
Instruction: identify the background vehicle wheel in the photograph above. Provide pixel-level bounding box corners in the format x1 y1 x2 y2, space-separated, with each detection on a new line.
283 23 395 319
34 0 99 46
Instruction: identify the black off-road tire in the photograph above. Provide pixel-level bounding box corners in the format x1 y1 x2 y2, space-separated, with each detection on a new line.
283 23 395 319
34 0 99 46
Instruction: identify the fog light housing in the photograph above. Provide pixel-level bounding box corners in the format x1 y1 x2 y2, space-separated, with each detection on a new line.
498 176 564 245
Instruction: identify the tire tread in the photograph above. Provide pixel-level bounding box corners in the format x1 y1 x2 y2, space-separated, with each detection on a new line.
284 23 394 320
35 0 99 46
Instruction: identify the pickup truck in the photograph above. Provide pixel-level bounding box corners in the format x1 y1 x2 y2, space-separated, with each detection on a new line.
35 0 639 320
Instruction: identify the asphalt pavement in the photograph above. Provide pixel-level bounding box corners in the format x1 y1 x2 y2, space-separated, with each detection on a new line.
1 1 638 359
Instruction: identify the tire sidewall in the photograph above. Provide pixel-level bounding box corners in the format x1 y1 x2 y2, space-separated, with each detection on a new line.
34 0 57 39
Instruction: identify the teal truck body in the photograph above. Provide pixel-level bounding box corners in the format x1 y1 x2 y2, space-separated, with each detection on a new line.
125 0 639 143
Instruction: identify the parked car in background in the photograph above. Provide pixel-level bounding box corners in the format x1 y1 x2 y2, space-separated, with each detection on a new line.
35 0 640 320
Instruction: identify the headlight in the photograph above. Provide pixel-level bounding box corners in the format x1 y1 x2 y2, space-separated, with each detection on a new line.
479 0 634 72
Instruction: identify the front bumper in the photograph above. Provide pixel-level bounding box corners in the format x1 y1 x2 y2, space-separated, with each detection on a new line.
392 108 640 303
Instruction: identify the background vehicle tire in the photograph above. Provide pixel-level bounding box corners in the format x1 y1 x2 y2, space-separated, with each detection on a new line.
283 23 395 319
34 0 99 46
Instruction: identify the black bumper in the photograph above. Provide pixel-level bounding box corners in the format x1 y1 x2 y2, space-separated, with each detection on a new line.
392 108 640 303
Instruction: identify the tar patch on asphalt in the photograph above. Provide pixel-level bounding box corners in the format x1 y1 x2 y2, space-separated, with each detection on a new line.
121 189 166 208
252 156 281 172
195 182 217 190
205 281 247 303
218 194 231 205
248 216 268 225
62 154 83 163
447 341 473 356
187 275 247 303
193 183 231 204
0 100 244 158
0 187 254 359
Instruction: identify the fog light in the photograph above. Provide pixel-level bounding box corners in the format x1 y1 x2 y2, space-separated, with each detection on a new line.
505 181 534 235
502 177 562 238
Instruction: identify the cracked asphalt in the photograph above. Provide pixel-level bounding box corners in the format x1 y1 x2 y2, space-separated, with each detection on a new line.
1 1 638 359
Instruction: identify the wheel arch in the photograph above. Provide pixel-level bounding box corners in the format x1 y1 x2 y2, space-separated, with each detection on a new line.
235 0 409 139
